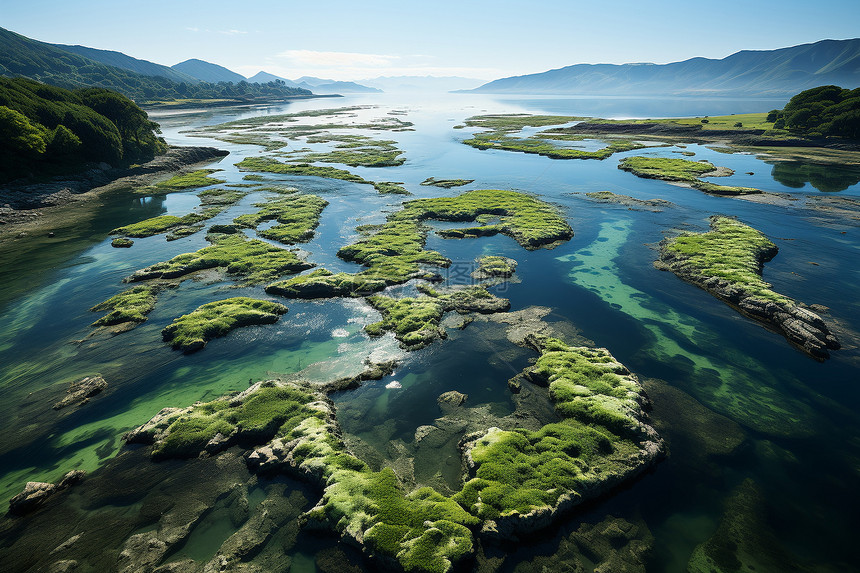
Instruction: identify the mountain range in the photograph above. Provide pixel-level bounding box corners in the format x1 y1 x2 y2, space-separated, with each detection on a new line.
467 38 860 96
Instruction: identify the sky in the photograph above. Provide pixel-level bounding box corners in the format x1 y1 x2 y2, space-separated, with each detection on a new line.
4 0 860 82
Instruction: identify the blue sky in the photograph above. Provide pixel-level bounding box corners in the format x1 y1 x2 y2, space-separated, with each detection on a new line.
4 0 859 81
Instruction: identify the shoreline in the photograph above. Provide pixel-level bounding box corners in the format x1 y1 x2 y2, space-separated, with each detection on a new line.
0 146 228 243
142 93 342 116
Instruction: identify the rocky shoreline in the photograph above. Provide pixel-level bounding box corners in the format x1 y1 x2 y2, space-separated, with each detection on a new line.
0 146 228 233
656 216 840 360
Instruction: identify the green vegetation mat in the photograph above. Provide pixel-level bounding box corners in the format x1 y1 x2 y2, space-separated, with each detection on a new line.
365 285 510 348
618 156 762 195
659 216 786 304
233 194 328 244
126 234 313 285
90 285 157 329
153 169 225 190
161 297 287 353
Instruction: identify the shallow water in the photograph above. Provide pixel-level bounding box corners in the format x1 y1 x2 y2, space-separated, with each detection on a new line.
1 93 858 572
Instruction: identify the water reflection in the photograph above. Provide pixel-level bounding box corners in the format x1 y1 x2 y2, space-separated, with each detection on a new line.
770 161 860 192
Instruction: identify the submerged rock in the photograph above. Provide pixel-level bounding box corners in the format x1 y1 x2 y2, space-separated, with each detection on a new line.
52 375 108 410
437 390 468 409
8 470 86 516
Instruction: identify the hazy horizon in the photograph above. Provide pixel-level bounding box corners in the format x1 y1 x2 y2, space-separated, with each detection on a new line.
4 0 859 83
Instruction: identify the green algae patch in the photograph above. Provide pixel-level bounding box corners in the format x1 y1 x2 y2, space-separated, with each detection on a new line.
365 285 510 349
465 133 647 160
658 216 839 359
154 169 225 190
399 189 573 250
161 297 288 353
421 177 474 188
455 338 662 535
266 269 389 299
618 156 764 196
267 190 568 300
126 234 313 285
372 181 410 195
126 380 324 459
130 379 479 572
463 114 584 132
197 187 248 206
109 212 212 238
618 156 716 182
282 136 405 167
111 237 133 248
237 156 366 183
90 285 157 329
472 255 517 279
690 181 763 196
265 217 449 300
232 194 328 244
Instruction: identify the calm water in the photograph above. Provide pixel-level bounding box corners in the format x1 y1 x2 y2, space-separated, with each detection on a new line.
0 93 858 572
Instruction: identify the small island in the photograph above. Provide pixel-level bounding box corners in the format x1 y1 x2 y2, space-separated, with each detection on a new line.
656 216 840 359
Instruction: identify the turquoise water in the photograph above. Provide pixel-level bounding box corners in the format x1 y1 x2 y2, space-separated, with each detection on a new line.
0 93 858 571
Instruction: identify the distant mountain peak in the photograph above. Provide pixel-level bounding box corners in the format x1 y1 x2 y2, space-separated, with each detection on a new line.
469 38 860 97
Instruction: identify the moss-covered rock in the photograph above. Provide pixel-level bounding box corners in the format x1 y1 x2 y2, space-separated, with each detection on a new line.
161 297 288 353
657 216 840 359
455 337 663 539
154 169 225 190
399 189 573 250
618 156 762 196
90 285 157 330
420 178 474 188
126 234 313 285
232 194 328 244
583 191 674 212
111 237 134 248
365 285 511 349
472 255 517 280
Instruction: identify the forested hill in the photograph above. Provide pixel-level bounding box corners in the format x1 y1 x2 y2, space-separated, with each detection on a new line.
52 44 200 84
469 38 860 96
0 27 312 103
0 77 167 182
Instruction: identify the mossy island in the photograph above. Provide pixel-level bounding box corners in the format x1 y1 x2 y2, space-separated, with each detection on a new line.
618 156 763 196
161 297 288 353
123 328 663 572
656 216 840 359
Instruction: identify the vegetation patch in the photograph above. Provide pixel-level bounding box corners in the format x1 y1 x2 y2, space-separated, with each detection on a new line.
109 210 217 238
161 297 288 353
657 216 840 359
266 269 390 299
399 189 573 250
472 255 517 279
236 156 407 196
455 338 662 527
111 237 133 248
372 181 410 195
197 187 247 206
281 135 405 167
463 114 584 133
766 85 860 139
126 233 313 285
618 156 763 196
154 169 225 190
90 285 157 329
365 285 510 349
421 177 474 188
128 379 478 572
232 194 328 244
465 133 648 160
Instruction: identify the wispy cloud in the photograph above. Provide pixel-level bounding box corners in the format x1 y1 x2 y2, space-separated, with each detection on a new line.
276 50 399 68
219 29 247 36
185 27 199 33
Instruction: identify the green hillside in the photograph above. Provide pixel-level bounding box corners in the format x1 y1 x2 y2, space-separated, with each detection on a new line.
0 27 312 104
0 77 166 181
